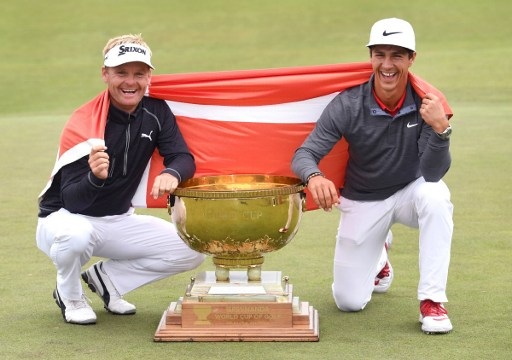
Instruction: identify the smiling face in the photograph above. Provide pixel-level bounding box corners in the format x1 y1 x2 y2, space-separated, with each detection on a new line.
370 45 416 106
102 62 151 113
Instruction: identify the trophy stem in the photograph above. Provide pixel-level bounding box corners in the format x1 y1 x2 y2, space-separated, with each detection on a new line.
213 256 265 281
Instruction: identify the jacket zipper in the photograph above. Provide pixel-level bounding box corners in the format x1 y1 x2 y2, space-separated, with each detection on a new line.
123 123 130 176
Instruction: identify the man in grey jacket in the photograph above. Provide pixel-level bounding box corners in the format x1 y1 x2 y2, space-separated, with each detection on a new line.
291 18 454 334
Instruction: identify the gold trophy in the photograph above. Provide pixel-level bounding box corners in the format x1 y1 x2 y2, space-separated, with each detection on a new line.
154 174 319 342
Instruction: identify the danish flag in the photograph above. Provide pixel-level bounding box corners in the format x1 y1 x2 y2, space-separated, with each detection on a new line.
40 62 452 210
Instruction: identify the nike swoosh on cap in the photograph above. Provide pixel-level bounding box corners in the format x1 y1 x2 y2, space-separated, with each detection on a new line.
382 30 402 36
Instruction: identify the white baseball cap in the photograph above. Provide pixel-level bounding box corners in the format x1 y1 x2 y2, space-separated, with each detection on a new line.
366 18 415 51
104 43 154 69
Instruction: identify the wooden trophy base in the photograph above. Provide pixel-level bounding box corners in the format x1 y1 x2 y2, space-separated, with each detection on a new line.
154 271 319 342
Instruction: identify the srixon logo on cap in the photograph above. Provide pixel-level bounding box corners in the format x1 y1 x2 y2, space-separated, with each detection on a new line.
118 45 147 56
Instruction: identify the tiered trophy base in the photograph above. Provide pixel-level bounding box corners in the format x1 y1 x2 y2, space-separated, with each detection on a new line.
154 271 319 342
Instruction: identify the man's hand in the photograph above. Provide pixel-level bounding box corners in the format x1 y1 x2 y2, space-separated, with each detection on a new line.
420 93 450 133
307 176 340 211
151 173 179 199
88 145 109 180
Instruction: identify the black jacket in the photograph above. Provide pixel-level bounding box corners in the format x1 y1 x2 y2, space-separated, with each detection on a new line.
38 97 195 217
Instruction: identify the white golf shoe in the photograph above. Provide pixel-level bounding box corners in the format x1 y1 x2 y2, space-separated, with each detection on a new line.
53 288 97 325
420 299 453 334
81 261 136 315
374 260 394 293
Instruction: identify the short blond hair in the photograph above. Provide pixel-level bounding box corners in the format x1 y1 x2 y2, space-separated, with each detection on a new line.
102 34 152 57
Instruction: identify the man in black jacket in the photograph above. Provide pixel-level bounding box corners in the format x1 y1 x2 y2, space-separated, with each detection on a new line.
37 34 205 325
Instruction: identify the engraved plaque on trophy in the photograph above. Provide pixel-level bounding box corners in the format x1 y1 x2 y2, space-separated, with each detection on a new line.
154 175 319 342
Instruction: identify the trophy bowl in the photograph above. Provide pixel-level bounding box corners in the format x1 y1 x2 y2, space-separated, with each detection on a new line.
168 174 305 281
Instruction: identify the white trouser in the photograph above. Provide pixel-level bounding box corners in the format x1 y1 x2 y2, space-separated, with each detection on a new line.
332 177 453 311
36 208 205 300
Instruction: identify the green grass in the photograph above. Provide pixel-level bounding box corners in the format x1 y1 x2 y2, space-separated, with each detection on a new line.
1 0 511 359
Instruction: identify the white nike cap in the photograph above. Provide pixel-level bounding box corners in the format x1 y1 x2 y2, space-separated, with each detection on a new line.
104 43 154 69
366 18 415 52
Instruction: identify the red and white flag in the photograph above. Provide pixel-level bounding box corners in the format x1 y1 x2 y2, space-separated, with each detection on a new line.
40 62 452 210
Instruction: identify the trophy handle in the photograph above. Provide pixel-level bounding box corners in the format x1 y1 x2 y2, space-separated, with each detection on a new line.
300 191 307 212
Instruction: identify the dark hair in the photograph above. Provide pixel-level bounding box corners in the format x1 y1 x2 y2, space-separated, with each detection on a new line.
368 46 415 59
